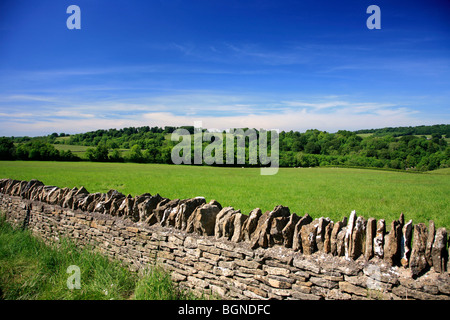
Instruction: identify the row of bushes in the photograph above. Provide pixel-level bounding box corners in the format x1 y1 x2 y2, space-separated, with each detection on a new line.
279 150 450 171
0 139 80 162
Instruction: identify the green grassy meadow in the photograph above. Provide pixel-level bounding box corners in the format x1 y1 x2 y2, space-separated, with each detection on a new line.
0 161 448 229
52 144 131 160
52 144 90 158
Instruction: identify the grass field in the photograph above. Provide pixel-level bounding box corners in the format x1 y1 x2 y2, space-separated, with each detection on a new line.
0 161 448 229
52 144 131 159
52 144 90 158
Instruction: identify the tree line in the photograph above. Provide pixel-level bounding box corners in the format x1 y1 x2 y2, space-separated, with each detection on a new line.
354 124 450 137
1 124 449 171
0 138 79 162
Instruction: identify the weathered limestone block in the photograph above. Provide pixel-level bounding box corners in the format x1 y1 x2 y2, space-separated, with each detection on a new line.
292 253 321 274
300 220 318 255
425 220 435 267
323 221 334 254
186 200 221 236
89 193 107 213
407 281 441 298
208 199 222 211
75 186 89 197
144 198 170 224
292 213 312 252
101 194 119 214
336 227 347 257
392 285 442 300
384 220 401 266
101 190 125 215
11 180 22 196
374 219 385 259
410 223 429 278
40 185 57 203
241 208 262 241
47 187 62 205
0 178 9 191
315 217 331 252
129 194 146 221
108 195 123 216
2 179 13 193
4 179 20 195
431 228 448 273
400 219 413 267
349 216 366 260
117 195 135 219
160 197 181 226
153 198 179 225
62 187 78 208
231 212 248 243
106 189 125 200
20 179 44 199
19 181 28 196
270 207 291 246
10 180 26 196
2 179 14 193
448 246 450 276
365 218 376 260
215 207 236 239
250 205 290 249
344 210 357 260
30 185 44 202
78 193 95 211
330 220 344 256
363 263 399 288
222 211 238 240
338 281 367 297
72 186 89 209
309 276 339 289
115 194 131 217
250 210 272 250
281 212 299 248
56 187 71 207
174 197 205 231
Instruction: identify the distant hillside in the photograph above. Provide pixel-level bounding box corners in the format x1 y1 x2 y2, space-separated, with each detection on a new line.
354 124 450 137
2 124 449 171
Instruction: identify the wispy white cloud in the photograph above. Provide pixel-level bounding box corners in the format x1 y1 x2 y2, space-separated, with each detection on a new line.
0 112 436 136
281 100 399 113
282 100 351 110
224 43 311 66
0 94 60 103
52 110 96 119
0 92 440 136
0 112 34 118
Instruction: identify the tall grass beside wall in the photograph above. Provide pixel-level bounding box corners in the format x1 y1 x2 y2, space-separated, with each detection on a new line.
0 215 197 300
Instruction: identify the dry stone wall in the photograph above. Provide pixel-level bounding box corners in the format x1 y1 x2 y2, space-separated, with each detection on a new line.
0 178 449 300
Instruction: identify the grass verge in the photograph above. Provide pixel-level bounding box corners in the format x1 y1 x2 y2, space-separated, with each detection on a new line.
0 216 197 300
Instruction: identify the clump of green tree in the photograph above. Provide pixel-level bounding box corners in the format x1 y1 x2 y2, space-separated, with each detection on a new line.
354 124 450 137
0 138 79 161
277 129 449 170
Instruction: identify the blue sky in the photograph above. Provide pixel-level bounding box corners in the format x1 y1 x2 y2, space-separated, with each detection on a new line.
0 0 449 136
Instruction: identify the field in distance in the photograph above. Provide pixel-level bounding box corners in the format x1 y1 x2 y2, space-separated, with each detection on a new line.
0 161 448 229
52 143 131 159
